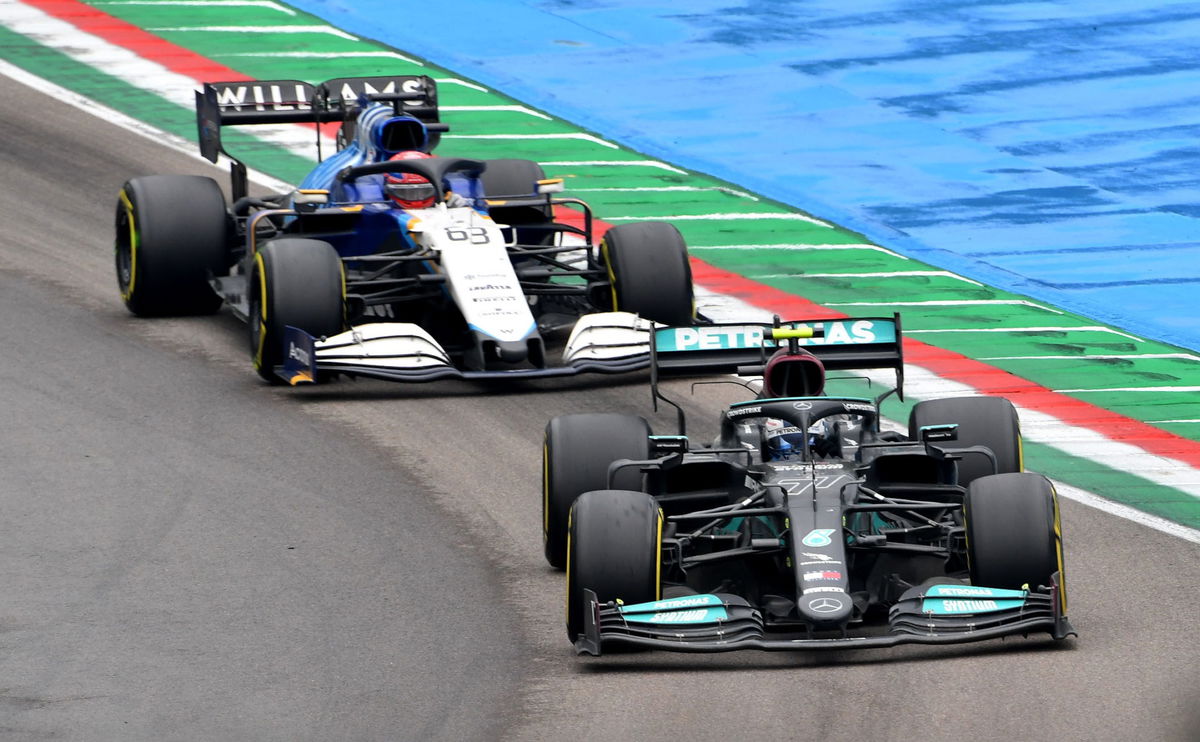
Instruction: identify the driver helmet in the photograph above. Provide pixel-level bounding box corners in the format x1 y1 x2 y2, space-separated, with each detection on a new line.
384 151 436 209
765 417 834 460
765 418 807 460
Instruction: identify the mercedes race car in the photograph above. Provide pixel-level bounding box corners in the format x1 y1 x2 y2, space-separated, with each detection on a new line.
115 75 695 383
542 315 1074 654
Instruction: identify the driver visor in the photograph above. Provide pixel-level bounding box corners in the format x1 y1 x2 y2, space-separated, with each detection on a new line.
385 181 436 203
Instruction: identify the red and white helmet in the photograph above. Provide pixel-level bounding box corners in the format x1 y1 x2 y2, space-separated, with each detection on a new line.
384 151 436 209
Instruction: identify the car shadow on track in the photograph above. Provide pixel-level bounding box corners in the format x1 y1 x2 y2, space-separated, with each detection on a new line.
573 636 1076 674
279 370 655 402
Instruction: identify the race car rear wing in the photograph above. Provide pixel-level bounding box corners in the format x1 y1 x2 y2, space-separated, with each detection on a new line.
649 315 905 435
195 75 444 199
652 314 904 379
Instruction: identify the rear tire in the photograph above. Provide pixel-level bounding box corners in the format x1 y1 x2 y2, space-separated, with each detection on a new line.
602 221 694 326
249 239 345 383
964 472 1065 596
480 158 551 227
115 175 230 316
543 413 650 569
566 489 662 642
910 396 1021 486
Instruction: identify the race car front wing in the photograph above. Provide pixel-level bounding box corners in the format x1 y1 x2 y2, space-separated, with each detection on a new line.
575 577 1075 655
277 312 657 384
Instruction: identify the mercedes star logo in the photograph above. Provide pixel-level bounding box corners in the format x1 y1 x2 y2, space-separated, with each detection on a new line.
792 401 813 410
810 597 844 613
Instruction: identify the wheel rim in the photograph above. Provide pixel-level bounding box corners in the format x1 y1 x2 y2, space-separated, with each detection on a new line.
115 190 137 300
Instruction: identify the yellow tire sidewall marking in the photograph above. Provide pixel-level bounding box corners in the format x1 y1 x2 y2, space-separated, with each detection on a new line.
253 251 269 369
117 189 137 301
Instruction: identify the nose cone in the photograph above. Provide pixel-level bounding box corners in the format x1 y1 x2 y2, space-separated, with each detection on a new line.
494 339 528 364
800 592 852 625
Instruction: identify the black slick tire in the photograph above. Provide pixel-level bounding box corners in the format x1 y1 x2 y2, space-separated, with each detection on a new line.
249 239 345 383
566 489 662 642
480 158 551 226
909 396 1022 486
964 472 1065 599
543 413 651 569
602 221 694 326
115 175 230 316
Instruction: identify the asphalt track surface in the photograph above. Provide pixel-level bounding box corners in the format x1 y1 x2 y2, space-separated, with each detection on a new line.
2 76 1199 741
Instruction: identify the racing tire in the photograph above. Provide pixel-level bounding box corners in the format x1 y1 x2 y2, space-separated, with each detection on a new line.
909 396 1022 486
964 473 1065 598
115 175 230 316
566 489 662 642
480 158 552 226
543 413 651 569
249 239 345 383
602 221 695 326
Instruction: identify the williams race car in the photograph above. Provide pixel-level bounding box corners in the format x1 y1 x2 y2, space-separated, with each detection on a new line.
115 75 695 383
542 316 1074 654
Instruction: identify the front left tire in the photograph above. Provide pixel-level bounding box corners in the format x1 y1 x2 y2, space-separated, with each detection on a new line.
566 489 662 641
964 472 1065 601
249 239 345 383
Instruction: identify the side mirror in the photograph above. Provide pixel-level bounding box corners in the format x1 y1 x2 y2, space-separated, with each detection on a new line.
293 189 329 212
536 178 565 195
919 423 958 443
650 435 689 455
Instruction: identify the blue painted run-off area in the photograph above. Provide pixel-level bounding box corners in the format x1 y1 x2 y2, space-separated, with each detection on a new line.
289 0 1200 351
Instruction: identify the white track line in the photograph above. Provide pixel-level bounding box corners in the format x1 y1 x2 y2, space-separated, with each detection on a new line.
219 50 423 65
981 353 1200 361
754 271 982 285
149 25 358 40
97 0 295 12
608 213 831 226
1055 386 1200 393
571 185 759 200
909 325 1145 341
441 105 550 119
538 159 687 173
444 133 618 148
697 243 905 256
831 299 1062 313
1053 481 1200 544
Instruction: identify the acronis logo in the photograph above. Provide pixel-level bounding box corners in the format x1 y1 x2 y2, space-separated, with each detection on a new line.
288 342 311 367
